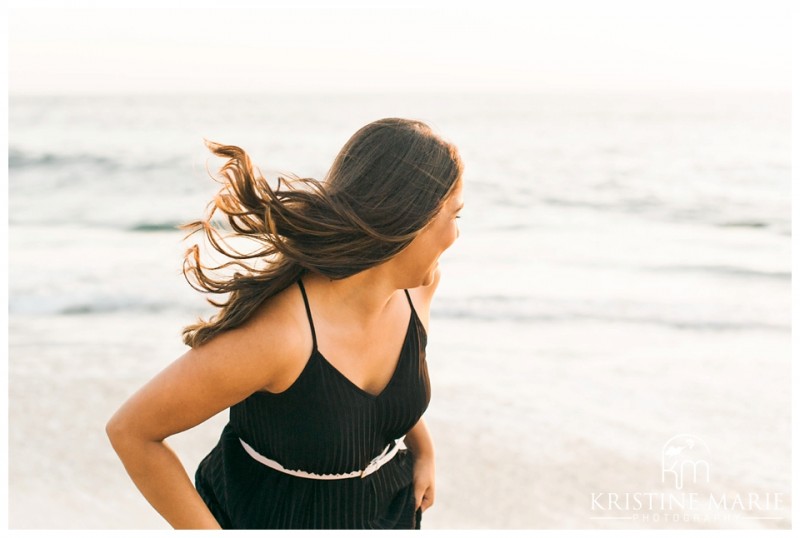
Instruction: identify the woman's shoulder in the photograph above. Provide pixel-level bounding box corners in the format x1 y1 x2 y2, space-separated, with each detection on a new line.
190 282 310 393
244 281 312 356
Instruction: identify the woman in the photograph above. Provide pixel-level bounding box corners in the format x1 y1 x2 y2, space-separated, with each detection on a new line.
106 117 464 529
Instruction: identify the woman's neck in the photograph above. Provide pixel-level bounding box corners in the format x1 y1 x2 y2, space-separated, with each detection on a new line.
302 266 401 328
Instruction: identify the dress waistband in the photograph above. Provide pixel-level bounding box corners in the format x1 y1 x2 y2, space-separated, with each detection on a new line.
238 436 405 480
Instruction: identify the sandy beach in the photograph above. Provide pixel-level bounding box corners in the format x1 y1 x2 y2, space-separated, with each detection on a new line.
8 308 791 529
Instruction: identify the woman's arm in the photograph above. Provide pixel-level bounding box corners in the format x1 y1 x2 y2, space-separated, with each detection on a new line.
407 267 442 512
107 430 221 529
106 296 303 529
405 416 436 512
404 416 435 458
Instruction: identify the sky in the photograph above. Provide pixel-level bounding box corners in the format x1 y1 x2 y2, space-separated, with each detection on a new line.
7 0 793 95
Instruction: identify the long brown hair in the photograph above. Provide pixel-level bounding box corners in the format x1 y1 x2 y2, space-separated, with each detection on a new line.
179 117 463 348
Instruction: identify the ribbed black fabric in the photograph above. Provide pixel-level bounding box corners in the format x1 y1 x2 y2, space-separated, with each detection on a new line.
194 278 431 529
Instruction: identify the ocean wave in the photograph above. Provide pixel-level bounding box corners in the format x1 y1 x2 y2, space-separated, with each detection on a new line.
9 291 787 333
431 296 788 332
541 196 621 212
643 264 790 281
60 303 172 315
128 221 185 233
9 148 122 170
540 196 788 236
8 147 181 172
8 217 227 234
717 220 770 229
9 296 185 316
433 306 787 332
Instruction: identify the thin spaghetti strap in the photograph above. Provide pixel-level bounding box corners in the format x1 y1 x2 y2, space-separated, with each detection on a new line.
297 279 318 350
403 289 418 320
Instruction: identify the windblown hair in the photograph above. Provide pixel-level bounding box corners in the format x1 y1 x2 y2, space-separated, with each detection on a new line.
179 118 463 348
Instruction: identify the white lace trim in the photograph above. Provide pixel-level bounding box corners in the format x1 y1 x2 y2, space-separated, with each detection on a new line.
239 436 405 480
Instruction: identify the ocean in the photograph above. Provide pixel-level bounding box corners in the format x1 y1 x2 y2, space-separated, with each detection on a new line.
7 91 791 529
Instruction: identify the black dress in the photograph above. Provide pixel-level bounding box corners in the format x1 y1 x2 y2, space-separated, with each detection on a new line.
194 278 432 529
